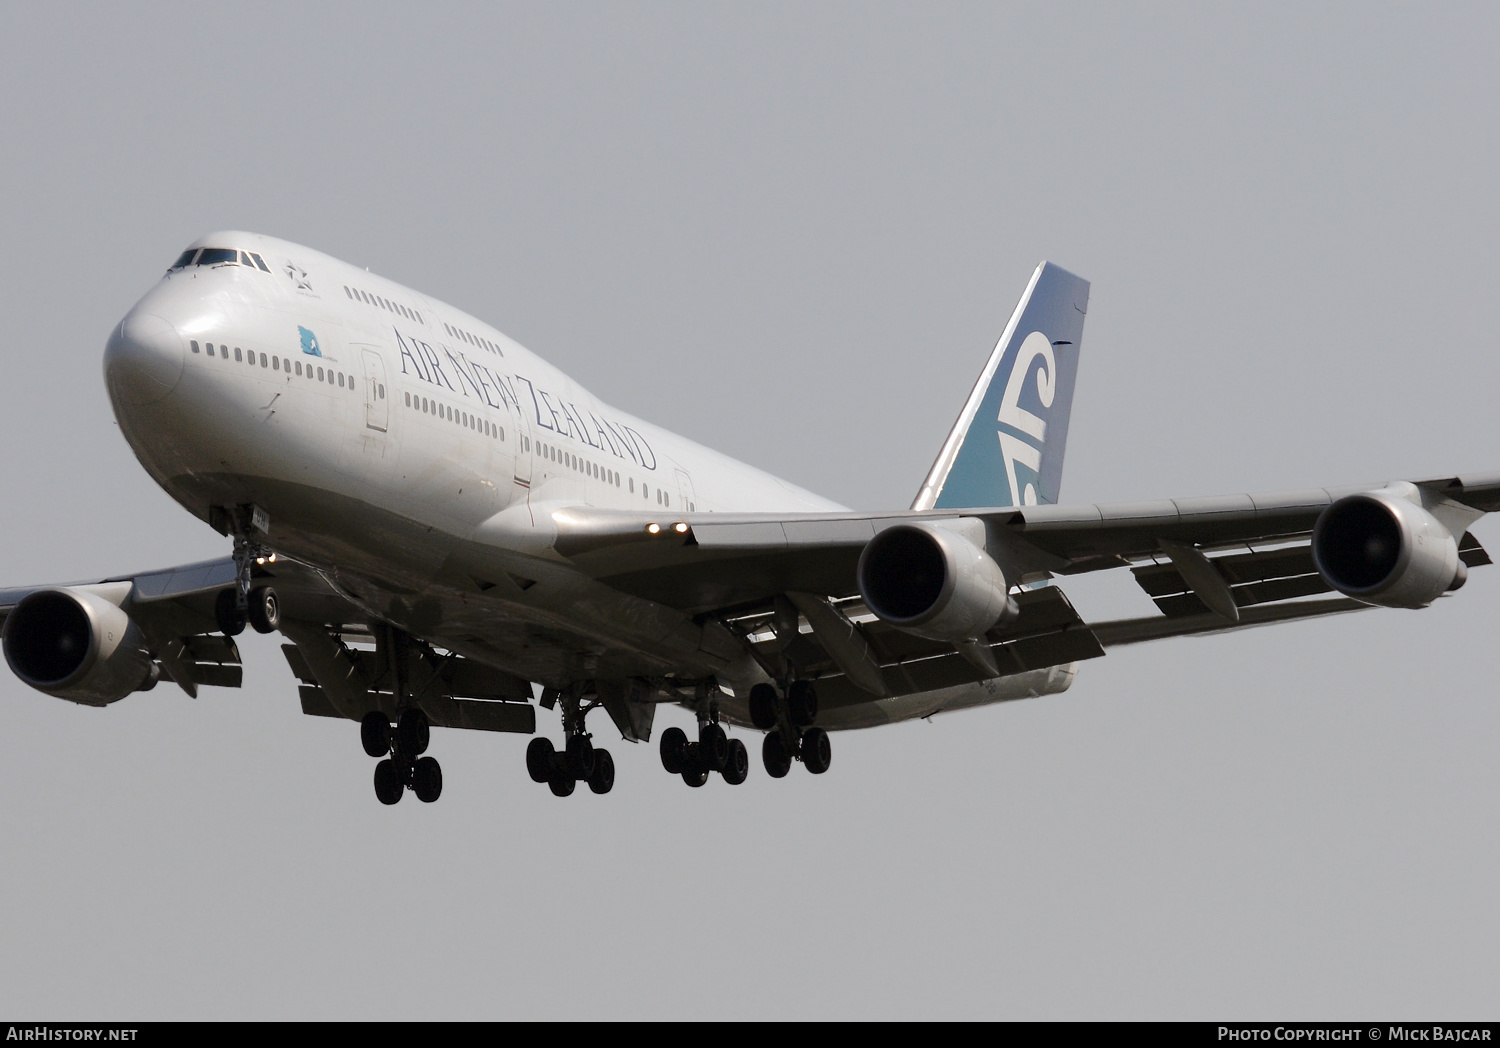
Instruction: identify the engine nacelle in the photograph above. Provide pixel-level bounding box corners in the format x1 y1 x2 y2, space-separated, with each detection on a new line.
857 522 1019 642
2 588 156 705
1311 492 1464 609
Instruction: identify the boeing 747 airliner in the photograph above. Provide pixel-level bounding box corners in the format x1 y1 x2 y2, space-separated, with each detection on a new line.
2 232 1493 804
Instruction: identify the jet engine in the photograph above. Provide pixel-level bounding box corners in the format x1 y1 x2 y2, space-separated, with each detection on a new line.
857 523 1019 642
1311 492 1465 609
2 588 156 705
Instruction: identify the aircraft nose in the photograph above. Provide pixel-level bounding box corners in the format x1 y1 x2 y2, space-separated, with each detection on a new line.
104 312 184 405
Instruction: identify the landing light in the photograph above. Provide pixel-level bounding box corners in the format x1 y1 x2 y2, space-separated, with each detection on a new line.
673 522 689 534
645 523 661 535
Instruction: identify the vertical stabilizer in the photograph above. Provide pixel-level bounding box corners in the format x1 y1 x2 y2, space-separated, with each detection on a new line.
911 262 1089 511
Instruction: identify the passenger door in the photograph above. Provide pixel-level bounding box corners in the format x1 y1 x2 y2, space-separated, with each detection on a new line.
361 348 389 432
505 392 533 495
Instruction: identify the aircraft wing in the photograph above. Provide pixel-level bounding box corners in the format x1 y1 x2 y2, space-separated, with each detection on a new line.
0 556 359 699
0 555 537 732
537 472 1498 709
555 472 1500 605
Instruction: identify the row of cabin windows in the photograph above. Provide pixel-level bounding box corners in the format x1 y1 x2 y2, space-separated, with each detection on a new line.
535 439 623 489
404 390 504 441
532 439 693 509
524 432 698 509
190 340 358 390
171 248 271 272
345 285 423 326
444 322 503 357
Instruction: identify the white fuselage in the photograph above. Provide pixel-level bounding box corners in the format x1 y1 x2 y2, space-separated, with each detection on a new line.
102 231 1075 727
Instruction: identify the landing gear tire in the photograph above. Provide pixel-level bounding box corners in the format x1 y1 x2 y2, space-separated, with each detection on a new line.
787 680 818 727
763 731 793 778
748 683 778 730
360 712 391 758
373 759 403 805
247 586 280 634
526 737 556 783
699 722 729 772
396 708 430 756
214 589 246 637
722 738 750 785
801 726 831 774
413 756 443 802
587 749 615 794
660 726 689 775
566 734 596 779
548 770 576 797
681 765 709 788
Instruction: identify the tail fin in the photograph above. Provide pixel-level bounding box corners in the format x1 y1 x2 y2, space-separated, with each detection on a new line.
911 261 1089 510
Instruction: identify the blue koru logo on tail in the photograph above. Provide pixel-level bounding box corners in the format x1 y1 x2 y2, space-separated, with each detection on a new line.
298 326 323 357
929 260 1086 511
995 330 1056 506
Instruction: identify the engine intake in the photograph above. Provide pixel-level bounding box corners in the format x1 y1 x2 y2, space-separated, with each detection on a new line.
2 588 155 705
857 523 1019 642
1311 492 1463 609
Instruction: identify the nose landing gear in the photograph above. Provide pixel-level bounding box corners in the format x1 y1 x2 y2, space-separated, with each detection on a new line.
213 509 281 637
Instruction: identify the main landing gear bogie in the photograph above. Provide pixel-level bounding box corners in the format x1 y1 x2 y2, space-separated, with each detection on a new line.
526 735 615 796
363 708 444 805
754 680 831 779
659 722 751 787
526 685 615 798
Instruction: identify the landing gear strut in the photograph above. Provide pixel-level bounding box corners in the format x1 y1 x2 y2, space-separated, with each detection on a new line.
750 680 831 778
658 683 750 787
526 686 615 797
363 708 444 804
214 509 280 637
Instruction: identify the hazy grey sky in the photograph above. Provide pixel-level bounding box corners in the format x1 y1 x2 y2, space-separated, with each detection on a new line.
1 3 1497 1019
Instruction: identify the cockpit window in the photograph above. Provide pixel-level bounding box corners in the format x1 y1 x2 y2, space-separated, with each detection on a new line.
170 246 273 273
198 248 239 266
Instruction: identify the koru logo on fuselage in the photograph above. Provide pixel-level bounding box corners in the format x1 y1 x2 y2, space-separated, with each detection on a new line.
298 326 322 357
